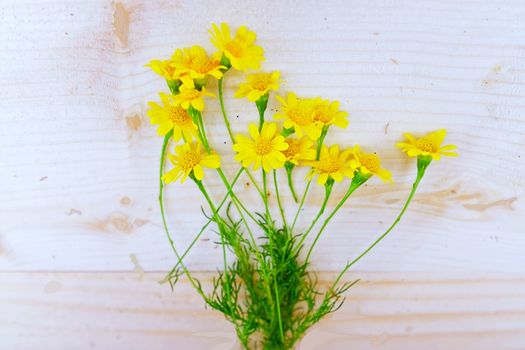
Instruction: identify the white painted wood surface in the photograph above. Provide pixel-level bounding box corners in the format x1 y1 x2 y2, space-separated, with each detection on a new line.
1 0 524 348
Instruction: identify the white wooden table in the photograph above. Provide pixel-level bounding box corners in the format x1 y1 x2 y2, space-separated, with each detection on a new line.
1 1 524 349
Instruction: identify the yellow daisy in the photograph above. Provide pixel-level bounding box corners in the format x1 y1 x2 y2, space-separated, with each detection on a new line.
274 93 320 140
283 137 316 165
210 23 264 71
172 46 225 81
232 122 289 172
163 142 221 184
235 71 281 102
145 59 182 80
350 145 392 183
306 144 355 185
147 92 198 140
174 77 214 111
311 98 349 129
397 129 458 160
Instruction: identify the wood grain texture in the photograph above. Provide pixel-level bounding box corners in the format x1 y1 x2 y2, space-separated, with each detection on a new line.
1 272 524 350
0 0 524 348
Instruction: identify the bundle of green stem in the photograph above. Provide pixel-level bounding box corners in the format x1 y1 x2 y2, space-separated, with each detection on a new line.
147 23 458 350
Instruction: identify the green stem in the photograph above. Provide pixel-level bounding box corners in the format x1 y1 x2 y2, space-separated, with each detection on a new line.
217 168 263 227
191 108 211 152
291 126 330 234
217 76 266 201
273 170 287 228
189 101 268 277
329 157 430 292
195 111 266 256
273 268 284 342
166 79 181 94
218 77 235 141
168 168 244 273
158 131 207 300
190 99 268 294
291 180 311 233
245 169 265 200
217 74 279 330
285 164 299 203
260 170 284 342
256 93 269 132
193 179 234 311
196 172 276 336
262 170 270 224
296 180 334 250
305 173 371 263
316 126 329 159
191 107 263 228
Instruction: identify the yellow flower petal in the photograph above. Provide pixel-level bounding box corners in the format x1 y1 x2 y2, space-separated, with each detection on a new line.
147 92 197 140
235 71 281 103
308 144 355 185
164 142 221 184
210 23 264 71
397 129 457 160
232 122 288 172
274 92 319 140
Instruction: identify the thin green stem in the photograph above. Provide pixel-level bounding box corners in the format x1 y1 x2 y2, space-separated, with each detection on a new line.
273 268 285 342
217 76 266 201
194 178 233 306
196 174 276 335
296 181 333 250
217 74 279 333
168 168 244 273
262 170 270 223
305 173 370 263
291 180 311 233
316 126 329 159
285 165 299 203
218 77 235 142
191 105 268 305
260 169 283 339
188 110 231 296
192 105 261 309
191 102 267 263
216 168 262 227
158 131 207 300
258 108 265 131
194 109 211 151
291 126 330 234
273 170 288 228
329 161 429 292
255 94 269 131
190 107 263 229
244 168 265 199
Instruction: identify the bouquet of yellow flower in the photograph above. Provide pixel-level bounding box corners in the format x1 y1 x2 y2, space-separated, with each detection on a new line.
146 23 458 350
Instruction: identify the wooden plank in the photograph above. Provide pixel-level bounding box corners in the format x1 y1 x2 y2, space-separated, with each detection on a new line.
0 272 524 349
1 0 524 272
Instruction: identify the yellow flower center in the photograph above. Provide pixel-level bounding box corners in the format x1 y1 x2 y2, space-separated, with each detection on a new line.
288 108 310 126
415 137 439 153
179 150 202 171
164 65 176 76
191 57 217 74
313 106 332 124
225 41 244 58
254 137 272 156
318 158 341 174
358 153 380 173
180 89 201 101
283 139 300 159
168 106 191 125
252 75 271 91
